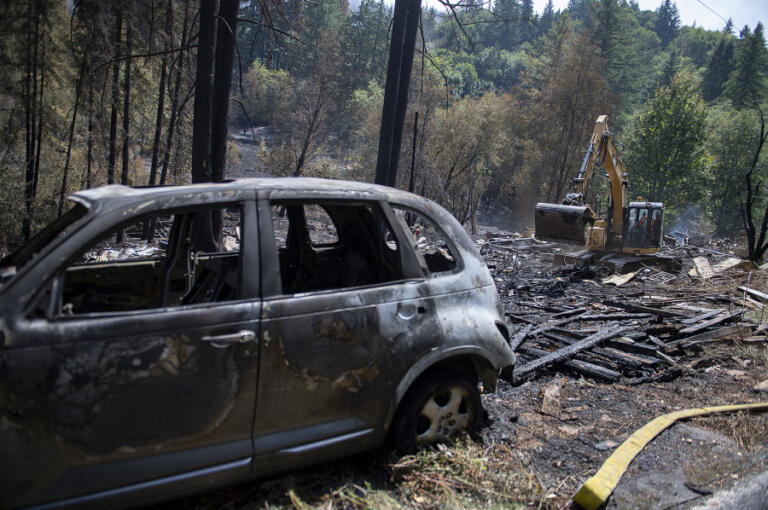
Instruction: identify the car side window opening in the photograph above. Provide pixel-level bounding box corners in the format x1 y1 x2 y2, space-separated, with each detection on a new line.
270 201 402 294
49 205 243 316
392 206 458 274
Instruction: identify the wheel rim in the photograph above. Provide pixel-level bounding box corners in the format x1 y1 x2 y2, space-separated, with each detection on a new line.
415 385 474 447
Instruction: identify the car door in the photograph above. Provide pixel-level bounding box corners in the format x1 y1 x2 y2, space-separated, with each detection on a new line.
0 198 261 509
250 198 441 472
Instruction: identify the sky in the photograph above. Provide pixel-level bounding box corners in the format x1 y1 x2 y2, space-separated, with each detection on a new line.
407 0 767 32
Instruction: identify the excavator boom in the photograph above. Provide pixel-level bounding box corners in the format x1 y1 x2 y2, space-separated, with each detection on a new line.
535 115 628 250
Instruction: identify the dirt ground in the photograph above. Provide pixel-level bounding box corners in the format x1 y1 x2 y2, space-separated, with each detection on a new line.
155 229 768 510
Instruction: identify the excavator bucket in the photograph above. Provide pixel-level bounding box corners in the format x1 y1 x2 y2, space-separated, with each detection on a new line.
534 203 595 245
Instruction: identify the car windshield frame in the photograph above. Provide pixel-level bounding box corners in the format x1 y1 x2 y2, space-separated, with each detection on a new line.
1 202 90 282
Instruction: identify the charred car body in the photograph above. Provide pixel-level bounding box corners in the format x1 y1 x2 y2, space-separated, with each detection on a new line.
0 178 515 509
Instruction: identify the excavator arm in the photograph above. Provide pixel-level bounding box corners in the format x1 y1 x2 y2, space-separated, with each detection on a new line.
535 115 628 249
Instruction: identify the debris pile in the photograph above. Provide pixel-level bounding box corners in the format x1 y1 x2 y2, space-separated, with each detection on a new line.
477 232 767 386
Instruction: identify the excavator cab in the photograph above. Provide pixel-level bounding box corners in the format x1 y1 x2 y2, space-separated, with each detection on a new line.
622 202 663 253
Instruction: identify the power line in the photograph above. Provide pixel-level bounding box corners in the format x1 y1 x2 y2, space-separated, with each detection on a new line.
694 0 728 23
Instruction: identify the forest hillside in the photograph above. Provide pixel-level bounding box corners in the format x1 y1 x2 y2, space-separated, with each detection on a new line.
1 0 766 243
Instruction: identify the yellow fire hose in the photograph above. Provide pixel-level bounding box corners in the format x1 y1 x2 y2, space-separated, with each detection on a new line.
573 402 768 510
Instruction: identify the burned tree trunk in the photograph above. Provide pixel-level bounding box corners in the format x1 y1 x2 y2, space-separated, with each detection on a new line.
120 25 132 187
210 0 238 182
148 0 173 188
375 0 421 188
107 7 123 185
59 55 88 214
741 111 768 262
160 0 191 187
191 0 216 185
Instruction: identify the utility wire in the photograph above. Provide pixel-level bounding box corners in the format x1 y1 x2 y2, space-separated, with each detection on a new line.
694 0 728 23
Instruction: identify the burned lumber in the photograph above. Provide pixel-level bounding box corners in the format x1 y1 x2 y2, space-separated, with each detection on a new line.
547 333 658 370
505 313 535 325
738 286 768 302
509 323 534 351
529 312 588 336
678 310 741 335
604 337 661 357
680 309 725 325
539 332 622 370
603 299 684 318
513 324 627 382
578 313 652 321
680 325 754 346
547 328 659 357
551 307 588 318
517 346 621 382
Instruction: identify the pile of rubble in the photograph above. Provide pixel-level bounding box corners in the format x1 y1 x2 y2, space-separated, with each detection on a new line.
476 233 767 386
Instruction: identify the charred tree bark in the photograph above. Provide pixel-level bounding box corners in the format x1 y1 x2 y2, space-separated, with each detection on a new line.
375 0 421 188
60 55 88 215
148 0 172 188
120 25 132 187
191 0 216 185
22 3 40 240
191 0 220 252
742 111 768 262
160 0 191 187
84 77 94 189
32 35 45 211
211 0 239 182
107 7 123 185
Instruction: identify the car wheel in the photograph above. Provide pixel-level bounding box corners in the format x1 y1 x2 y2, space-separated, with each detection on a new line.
392 373 482 453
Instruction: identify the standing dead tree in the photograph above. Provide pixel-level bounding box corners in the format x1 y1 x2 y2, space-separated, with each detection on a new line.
741 110 768 262
375 0 421 187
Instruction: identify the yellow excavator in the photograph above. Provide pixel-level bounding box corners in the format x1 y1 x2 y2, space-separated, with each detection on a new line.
534 115 679 273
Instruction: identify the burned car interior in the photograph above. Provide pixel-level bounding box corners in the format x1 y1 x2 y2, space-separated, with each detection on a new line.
270 201 403 294
44 205 244 316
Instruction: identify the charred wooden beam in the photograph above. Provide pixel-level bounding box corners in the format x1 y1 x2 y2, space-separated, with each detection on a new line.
517 346 621 382
513 324 627 382
678 310 741 335
509 323 534 352
603 299 684 318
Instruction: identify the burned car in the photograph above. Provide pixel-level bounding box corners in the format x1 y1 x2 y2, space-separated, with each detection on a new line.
0 178 515 509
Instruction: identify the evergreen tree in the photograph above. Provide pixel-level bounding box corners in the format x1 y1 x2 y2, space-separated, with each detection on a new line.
591 0 621 58
519 0 536 44
654 0 680 48
724 23 768 108
656 50 679 89
493 0 522 51
701 34 735 101
538 0 556 38
567 0 591 24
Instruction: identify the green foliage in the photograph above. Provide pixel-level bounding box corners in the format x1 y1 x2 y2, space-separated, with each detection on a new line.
524 23 615 203
654 0 681 48
242 61 295 126
723 23 768 108
671 26 720 68
705 105 767 236
701 34 736 101
423 93 508 229
624 72 708 216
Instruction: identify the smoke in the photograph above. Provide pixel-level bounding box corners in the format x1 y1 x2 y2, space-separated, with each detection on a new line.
669 205 702 245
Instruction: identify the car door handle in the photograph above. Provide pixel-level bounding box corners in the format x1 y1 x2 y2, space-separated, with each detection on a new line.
202 330 256 344
398 303 428 320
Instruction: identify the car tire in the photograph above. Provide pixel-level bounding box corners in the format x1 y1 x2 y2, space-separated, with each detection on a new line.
391 373 482 454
